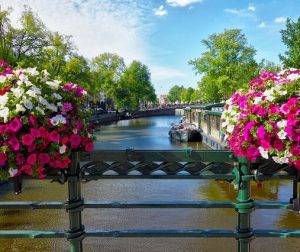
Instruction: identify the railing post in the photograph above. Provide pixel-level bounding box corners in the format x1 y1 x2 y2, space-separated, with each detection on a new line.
66 152 85 252
235 156 254 252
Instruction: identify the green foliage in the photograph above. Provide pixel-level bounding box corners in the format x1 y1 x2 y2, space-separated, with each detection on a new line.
279 17 300 68
189 29 260 102
119 60 156 110
167 85 185 103
91 53 125 99
180 87 194 103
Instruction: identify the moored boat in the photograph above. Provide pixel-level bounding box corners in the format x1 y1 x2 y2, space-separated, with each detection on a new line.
169 123 202 142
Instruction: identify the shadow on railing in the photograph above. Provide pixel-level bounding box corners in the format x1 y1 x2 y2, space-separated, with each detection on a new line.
0 149 299 252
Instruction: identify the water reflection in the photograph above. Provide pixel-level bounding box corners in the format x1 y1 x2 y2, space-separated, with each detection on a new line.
1 115 300 252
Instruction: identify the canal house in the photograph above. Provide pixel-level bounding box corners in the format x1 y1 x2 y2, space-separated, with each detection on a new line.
183 103 226 149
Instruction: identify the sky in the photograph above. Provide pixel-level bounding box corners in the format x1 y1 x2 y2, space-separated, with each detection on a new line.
0 0 300 96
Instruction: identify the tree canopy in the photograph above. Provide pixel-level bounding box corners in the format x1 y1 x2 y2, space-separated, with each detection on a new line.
189 29 260 102
279 17 300 68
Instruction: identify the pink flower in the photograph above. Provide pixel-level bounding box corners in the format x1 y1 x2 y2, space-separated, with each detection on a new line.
294 160 300 170
69 134 81 148
38 153 51 164
30 128 42 138
8 136 20 151
257 125 267 139
37 166 47 179
8 117 22 133
63 83 76 91
62 102 73 113
273 139 285 151
246 145 259 161
27 153 37 165
29 115 37 125
76 86 86 97
0 152 7 166
0 124 7 134
28 144 36 153
22 134 34 146
49 131 60 142
82 138 94 152
20 164 32 175
16 153 25 165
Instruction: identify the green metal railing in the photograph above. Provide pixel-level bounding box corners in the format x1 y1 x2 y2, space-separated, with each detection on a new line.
0 149 299 252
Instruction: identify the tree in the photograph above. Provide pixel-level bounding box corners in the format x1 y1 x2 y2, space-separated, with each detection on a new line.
91 53 126 105
120 60 156 110
279 17 300 68
0 8 15 64
189 29 260 102
0 8 50 67
40 32 74 77
180 87 194 103
261 60 281 73
61 55 90 86
167 85 185 103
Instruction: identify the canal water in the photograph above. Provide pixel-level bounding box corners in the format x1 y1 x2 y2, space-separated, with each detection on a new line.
0 116 299 252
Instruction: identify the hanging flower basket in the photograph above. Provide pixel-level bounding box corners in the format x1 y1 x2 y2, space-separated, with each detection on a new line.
222 69 300 170
0 60 95 180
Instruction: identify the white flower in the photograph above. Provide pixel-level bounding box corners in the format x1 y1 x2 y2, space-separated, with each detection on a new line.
35 106 45 115
22 99 33 110
59 145 67 154
38 96 49 106
53 93 62 100
25 67 39 76
16 104 26 112
50 114 66 125
0 93 8 107
284 150 292 158
8 168 18 177
277 130 287 140
287 73 300 81
258 147 269 159
25 80 33 87
42 69 50 77
26 89 37 98
227 124 235 133
10 87 25 98
277 120 287 129
73 129 78 134
0 107 9 122
0 75 6 83
18 73 28 82
46 80 61 88
253 96 262 104
31 85 41 95
47 103 58 112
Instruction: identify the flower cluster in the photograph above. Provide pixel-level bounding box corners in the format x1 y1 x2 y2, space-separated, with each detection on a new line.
0 61 95 179
222 69 300 170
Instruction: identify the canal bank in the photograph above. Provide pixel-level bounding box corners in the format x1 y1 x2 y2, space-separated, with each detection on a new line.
91 107 179 124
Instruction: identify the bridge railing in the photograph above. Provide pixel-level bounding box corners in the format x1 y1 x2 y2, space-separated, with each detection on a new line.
0 149 299 252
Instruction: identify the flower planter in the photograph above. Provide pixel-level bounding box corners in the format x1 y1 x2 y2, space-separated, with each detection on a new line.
0 61 94 181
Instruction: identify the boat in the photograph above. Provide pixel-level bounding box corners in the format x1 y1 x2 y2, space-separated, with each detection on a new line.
169 123 202 142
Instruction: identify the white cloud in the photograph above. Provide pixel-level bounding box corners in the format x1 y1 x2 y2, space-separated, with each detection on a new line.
224 8 240 15
0 0 152 64
154 5 168 16
248 4 256 12
150 65 187 82
274 16 287 23
258 22 267 28
166 0 202 7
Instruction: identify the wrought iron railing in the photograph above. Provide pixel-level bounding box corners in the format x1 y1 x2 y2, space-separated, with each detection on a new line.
0 149 299 252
